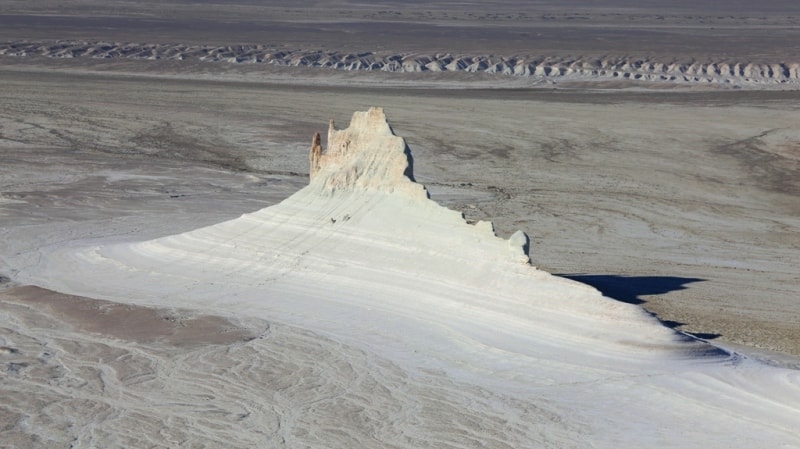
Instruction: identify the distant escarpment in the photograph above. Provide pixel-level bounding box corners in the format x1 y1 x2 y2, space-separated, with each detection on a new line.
3 40 799 88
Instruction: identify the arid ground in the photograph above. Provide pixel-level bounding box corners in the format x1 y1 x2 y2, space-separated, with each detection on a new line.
1 1 799 446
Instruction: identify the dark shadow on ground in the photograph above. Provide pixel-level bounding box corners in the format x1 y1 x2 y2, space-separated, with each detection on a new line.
560 274 720 340
559 274 704 305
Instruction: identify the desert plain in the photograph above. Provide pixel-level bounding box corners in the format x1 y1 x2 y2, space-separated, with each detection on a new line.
1 1 800 448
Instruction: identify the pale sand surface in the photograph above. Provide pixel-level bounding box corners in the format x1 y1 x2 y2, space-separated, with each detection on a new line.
4 286 555 448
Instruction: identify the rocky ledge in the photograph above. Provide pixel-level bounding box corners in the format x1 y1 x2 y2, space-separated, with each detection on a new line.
3 40 799 88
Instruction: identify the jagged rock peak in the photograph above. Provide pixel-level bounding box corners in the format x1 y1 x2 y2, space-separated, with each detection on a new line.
308 107 426 198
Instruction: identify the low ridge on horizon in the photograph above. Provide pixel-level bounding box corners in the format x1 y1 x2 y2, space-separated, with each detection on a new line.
4 41 800 88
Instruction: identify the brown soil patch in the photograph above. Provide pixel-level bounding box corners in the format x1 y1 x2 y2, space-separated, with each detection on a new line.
4 285 257 346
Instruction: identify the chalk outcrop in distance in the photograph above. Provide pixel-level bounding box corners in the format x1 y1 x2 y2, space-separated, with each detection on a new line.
3 40 800 88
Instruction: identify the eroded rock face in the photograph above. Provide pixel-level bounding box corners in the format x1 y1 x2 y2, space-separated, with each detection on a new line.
308 107 426 199
306 107 531 262
3 40 800 88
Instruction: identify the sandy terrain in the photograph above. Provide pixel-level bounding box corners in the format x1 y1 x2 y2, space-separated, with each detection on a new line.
1 1 799 447
5 286 542 448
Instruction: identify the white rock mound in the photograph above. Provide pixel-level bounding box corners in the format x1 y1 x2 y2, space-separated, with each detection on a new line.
309 107 531 261
33 107 679 356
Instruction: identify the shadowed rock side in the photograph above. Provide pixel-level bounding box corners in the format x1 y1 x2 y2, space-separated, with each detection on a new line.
3 40 800 88
309 132 323 179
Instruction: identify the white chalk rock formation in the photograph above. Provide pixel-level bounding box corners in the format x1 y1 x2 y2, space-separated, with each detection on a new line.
19 108 800 449
304 107 534 269
309 108 425 198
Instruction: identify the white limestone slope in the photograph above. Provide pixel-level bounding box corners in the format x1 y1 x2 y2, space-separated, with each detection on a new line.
19 108 800 448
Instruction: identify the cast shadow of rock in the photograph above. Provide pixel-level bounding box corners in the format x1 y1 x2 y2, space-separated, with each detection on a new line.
559 274 720 340
403 143 416 182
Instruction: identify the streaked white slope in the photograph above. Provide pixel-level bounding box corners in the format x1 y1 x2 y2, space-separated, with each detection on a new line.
22 108 800 448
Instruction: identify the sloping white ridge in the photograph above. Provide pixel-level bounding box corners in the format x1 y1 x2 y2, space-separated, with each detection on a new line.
22 108 800 448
